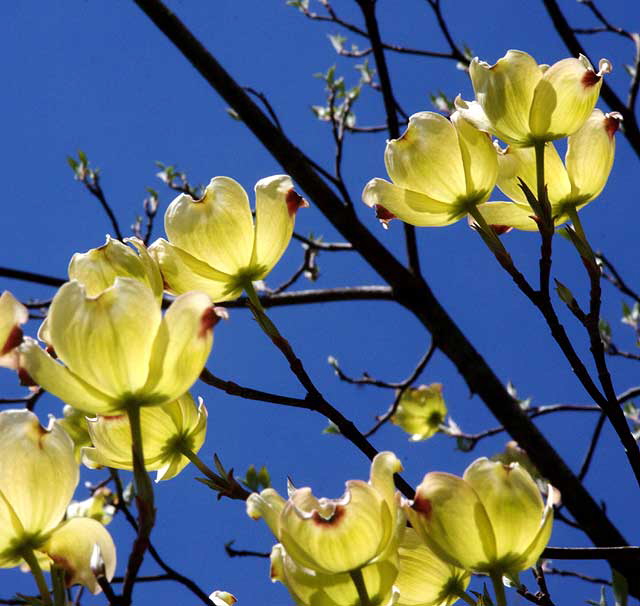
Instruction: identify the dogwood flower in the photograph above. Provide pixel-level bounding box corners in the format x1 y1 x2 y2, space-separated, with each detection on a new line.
247 452 404 575
82 392 207 481
392 384 447 442
0 409 115 594
269 543 399 606
405 457 553 578
150 175 307 302
476 109 621 230
456 49 611 146
19 278 216 414
362 111 497 228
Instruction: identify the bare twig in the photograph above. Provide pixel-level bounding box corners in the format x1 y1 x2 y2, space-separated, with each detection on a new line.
364 342 437 437
0 267 64 288
578 412 607 481
543 565 611 587
597 252 640 304
225 541 270 559
244 87 283 132
221 285 396 309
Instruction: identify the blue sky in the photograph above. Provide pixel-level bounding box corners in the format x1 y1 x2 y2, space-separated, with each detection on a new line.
2 1 640 604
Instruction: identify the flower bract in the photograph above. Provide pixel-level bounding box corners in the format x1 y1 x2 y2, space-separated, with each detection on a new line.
150 175 307 302
0 291 28 370
19 278 216 414
405 457 553 578
476 109 621 230
456 49 611 146
247 451 404 575
362 111 497 228
82 392 207 481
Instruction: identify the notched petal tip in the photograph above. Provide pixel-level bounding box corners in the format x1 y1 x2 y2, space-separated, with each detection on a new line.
604 111 623 139
312 504 346 526
198 306 225 338
375 205 396 229
18 366 38 387
285 188 309 217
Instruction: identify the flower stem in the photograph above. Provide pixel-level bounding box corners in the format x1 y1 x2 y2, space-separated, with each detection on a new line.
128 404 155 512
179 446 218 481
243 280 281 339
121 403 156 604
22 548 53 606
490 570 508 606
349 568 372 606
534 141 546 210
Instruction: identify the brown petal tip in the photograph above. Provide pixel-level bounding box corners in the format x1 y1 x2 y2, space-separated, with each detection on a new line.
286 189 309 217
604 112 623 139
18 367 38 388
490 224 512 236
199 306 224 338
374 205 396 229
412 494 432 519
312 504 345 526
0 326 23 356
581 70 601 88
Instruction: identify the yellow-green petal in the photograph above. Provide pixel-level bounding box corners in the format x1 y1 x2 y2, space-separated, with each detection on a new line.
253 175 306 276
475 201 539 231
362 179 457 228
0 291 28 369
396 528 470 606
452 111 498 199
271 543 399 606
47 279 161 401
470 50 543 145
68 235 163 301
149 238 239 302
385 112 466 202
405 471 496 571
142 291 215 403
530 55 607 141
41 517 116 594
246 488 287 536
164 176 255 275
496 143 571 205
18 339 116 414
280 480 393 574
563 109 619 210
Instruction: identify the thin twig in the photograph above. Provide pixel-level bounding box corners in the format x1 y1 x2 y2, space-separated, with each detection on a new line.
597 252 640 303
0 267 64 288
578 412 607 481
220 285 396 309
543 565 611 586
225 541 270 559
244 87 283 132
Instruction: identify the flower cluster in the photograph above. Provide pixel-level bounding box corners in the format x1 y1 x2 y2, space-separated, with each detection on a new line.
363 49 620 232
247 453 552 605
1 174 306 596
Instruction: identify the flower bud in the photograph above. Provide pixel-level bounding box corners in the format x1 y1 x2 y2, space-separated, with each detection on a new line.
150 175 307 302
82 393 207 481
